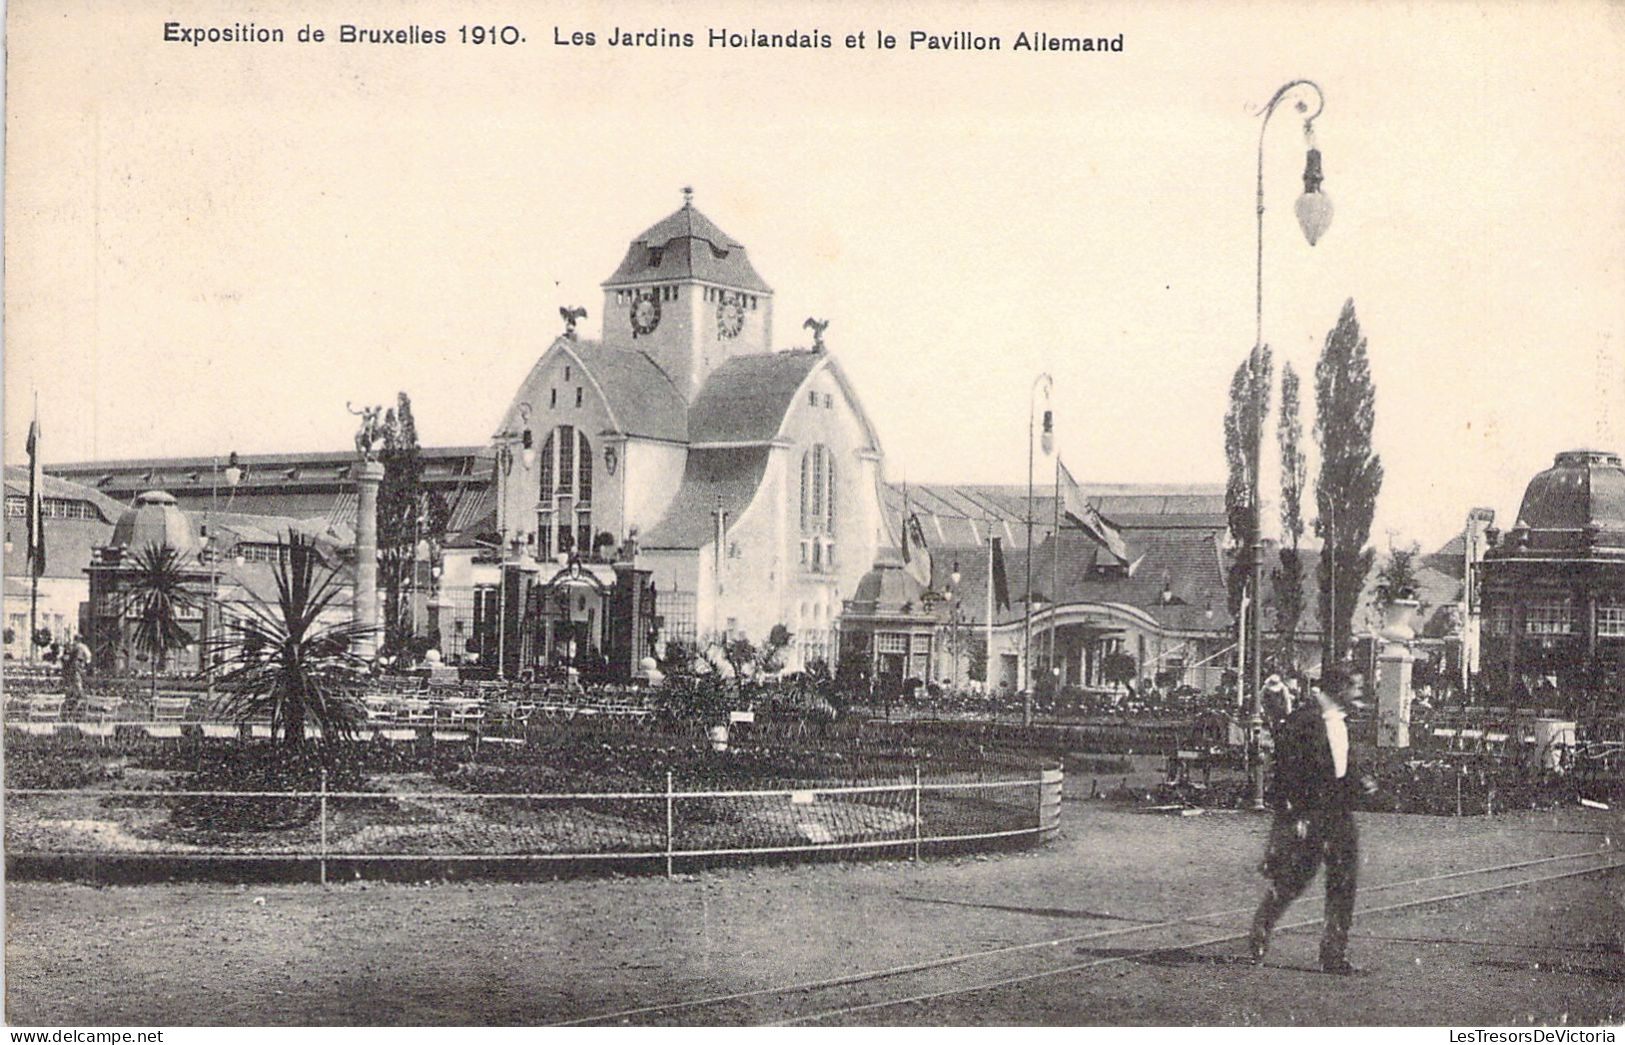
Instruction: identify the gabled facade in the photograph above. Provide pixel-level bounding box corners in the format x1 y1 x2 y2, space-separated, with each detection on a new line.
486 196 892 674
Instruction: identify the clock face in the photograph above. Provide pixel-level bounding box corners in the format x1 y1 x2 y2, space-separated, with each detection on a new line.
716 295 745 340
630 291 661 336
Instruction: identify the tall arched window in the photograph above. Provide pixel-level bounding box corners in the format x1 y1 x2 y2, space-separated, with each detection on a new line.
800 451 811 532
799 443 838 571
535 425 594 561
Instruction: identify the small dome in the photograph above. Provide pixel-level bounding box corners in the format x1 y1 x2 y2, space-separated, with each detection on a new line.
850 561 928 612
109 490 200 556
1513 450 1625 533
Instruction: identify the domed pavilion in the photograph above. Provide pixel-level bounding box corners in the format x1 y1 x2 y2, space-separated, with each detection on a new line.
1477 449 1625 708
85 490 212 675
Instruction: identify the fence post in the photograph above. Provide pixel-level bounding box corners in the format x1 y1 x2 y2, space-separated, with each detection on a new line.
913 765 922 862
665 770 675 879
319 768 329 887
1456 768 1463 818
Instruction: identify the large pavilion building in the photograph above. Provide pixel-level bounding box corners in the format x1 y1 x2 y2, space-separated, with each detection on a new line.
34 193 1267 688
1476 449 1625 708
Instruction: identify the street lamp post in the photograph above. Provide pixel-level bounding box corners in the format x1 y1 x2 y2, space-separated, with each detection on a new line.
1023 372 1054 727
949 561 962 690
1246 79 1332 810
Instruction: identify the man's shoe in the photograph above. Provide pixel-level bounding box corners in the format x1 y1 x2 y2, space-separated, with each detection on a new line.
1248 935 1268 965
1320 957 1359 975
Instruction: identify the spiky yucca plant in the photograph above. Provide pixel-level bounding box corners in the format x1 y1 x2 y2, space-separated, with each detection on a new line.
120 543 200 699
209 533 373 745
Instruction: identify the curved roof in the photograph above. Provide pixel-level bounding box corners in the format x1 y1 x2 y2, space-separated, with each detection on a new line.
2 466 126 522
1514 449 1625 533
602 202 771 293
567 340 689 442
688 350 826 443
110 490 200 556
501 339 688 444
849 561 929 612
639 447 771 550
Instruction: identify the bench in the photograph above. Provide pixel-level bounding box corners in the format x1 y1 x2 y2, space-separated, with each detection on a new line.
27 694 66 722
152 696 192 723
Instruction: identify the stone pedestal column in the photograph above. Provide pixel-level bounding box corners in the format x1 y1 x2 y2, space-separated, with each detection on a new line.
354 459 385 659
1377 598 1419 748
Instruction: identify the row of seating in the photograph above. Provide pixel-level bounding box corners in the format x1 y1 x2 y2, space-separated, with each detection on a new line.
3 720 486 743
1428 726 1518 753
7 691 656 729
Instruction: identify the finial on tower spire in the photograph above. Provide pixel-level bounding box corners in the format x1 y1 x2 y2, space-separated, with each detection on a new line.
682 185 694 208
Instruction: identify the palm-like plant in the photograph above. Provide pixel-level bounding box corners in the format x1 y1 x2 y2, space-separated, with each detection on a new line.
120 543 200 699
209 533 374 746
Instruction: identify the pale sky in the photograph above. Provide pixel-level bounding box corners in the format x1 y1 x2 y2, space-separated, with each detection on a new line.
5 0 1623 552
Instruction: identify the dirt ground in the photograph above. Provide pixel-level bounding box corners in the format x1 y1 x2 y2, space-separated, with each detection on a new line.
5 801 1621 1026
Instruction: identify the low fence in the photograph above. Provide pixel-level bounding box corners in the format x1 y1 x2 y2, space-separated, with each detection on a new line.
4 768 1063 881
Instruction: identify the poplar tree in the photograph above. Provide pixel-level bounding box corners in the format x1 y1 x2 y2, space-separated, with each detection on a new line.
1223 345 1272 617
1273 361 1307 667
1313 300 1384 665
377 393 450 658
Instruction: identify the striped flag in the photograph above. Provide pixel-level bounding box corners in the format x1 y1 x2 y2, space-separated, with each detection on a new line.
25 412 46 577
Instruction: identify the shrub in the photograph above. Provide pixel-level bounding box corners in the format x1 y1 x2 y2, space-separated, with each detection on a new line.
169 743 373 832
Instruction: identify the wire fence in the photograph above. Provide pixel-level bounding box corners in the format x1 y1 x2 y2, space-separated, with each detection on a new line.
4 768 1062 880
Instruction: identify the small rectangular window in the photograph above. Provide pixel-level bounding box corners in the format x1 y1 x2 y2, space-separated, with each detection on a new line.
549 388 557 408
823 393 833 408
576 387 584 408
809 391 818 407
1599 601 1625 638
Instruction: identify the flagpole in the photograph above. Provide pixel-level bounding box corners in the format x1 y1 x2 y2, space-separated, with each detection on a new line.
985 512 993 693
28 391 41 664
1023 373 1052 726
1051 455 1061 691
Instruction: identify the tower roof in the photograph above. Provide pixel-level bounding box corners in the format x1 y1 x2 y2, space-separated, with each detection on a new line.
109 490 200 556
1514 449 1625 533
603 196 772 293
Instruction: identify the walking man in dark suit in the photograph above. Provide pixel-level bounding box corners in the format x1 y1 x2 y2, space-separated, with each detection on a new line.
1249 665 1376 974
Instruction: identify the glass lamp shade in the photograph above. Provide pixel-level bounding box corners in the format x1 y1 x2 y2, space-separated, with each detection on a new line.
1295 190 1333 246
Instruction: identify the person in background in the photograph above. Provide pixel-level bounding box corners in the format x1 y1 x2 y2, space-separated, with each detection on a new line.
59 634 91 719
1249 665 1377 975
1261 674 1292 733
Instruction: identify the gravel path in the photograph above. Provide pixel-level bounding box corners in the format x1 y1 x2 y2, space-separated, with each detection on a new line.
5 803 1620 1026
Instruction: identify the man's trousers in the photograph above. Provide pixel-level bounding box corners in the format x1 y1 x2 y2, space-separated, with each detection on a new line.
1250 808 1359 965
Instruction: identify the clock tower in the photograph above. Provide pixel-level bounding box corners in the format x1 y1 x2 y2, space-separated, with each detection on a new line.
601 188 774 401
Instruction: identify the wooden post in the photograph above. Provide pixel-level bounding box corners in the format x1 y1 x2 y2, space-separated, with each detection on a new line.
319 768 329 886
665 770 675 879
913 766 922 861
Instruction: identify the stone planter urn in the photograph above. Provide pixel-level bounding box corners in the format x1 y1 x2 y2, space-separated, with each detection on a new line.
1376 597 1420 749
1378 597 1420 644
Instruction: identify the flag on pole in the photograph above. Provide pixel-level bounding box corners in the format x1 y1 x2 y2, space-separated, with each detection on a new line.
900 484 912 563
25 412 46 577
991 536 1011 612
